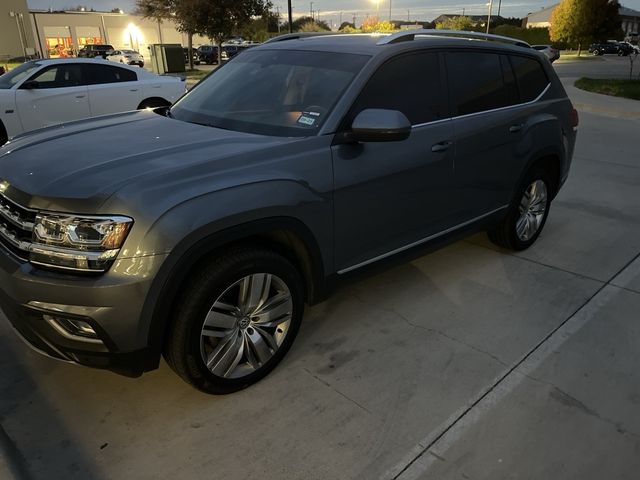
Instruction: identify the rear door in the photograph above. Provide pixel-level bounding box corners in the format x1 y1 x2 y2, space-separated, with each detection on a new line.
446 50 524 220
15 63 90 132
84 63 141 115
332 51 456 272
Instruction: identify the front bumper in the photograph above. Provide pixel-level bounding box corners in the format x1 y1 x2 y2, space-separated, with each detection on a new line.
0 247 168 377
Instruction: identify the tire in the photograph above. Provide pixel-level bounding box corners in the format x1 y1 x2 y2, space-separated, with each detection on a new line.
164 246 305 394
488 166 552 251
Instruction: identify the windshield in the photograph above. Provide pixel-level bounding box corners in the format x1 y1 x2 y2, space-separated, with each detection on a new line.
170 49 370 137
0 62 42 90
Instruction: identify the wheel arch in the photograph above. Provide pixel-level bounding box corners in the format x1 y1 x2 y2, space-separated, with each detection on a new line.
140 216 327 362
0 119 7 145
137 97 172 109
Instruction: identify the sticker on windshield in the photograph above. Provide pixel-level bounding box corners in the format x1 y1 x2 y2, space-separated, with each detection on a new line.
297 115 316 126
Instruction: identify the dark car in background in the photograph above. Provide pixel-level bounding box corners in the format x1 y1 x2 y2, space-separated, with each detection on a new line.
196 45 220 64
183 47 200 65
589 41 632 56
78 44 115 59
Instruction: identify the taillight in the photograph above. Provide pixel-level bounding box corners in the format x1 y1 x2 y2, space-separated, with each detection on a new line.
570 108 579 130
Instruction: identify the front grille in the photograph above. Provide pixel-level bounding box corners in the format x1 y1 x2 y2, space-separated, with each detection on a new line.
0 192 36 261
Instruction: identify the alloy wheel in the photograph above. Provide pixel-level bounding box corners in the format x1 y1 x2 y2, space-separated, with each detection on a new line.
516 180 548 242
199 273 293 379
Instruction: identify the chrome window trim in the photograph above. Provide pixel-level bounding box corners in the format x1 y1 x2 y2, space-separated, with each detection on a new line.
337 205 509 275
411 82 551 130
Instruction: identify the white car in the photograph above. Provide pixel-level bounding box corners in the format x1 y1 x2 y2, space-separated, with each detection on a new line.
107 49 145 67
0 58 186 144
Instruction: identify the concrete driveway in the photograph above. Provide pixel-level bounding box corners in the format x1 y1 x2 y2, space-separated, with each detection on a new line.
1 57 639 480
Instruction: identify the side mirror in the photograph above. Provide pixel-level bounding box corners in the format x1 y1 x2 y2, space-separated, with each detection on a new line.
350 109 411 143
21 80 39 89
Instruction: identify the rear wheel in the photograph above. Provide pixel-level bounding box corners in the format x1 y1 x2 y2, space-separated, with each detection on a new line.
164 247 304 394
488 166 552 251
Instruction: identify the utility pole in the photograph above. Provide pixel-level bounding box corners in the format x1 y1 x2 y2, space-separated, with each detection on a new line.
407 9 410 22
486 0 494 33
310 2 314 20
288 0 293 33
498 0 502 17
353 13 357 27
340 11 343 25
389 0 392 21
276 6 281 33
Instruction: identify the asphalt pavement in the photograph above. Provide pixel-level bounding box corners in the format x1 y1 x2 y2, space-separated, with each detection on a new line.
1 56 639 480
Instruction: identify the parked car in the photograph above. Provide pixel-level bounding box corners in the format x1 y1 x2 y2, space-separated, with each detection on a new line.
616 42 636 55
0 58 186 143
196 45 219 64
619 41 640 54
107 49 145 67
77 44 115 59
183 47 200 65
0 32 577 394
532 44 560 63
588 41 632 56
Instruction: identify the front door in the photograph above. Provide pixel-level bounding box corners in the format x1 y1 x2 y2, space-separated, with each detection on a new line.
15 63 90 133
332 51 456 272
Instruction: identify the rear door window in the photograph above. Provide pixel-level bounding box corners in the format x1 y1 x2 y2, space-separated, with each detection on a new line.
27 64 85 88
446 51 511 116
349 51 446 125
509 55 549 102
85 64 137 84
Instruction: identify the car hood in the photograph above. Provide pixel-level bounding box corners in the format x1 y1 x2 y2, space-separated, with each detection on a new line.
0 110 297 211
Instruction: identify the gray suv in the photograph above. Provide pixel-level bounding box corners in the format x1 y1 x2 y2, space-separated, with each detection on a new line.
0 31 578 394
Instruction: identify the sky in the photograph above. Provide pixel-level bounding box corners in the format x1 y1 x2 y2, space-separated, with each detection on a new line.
26 0 640 24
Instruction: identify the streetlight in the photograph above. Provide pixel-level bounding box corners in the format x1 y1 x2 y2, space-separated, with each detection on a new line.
288 0 293 33
486 0 494 34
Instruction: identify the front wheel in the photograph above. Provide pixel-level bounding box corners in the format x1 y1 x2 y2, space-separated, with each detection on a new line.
164 247 305 394
488 166 552 251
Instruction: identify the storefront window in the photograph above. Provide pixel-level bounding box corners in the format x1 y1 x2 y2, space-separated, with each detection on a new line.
46 36 74 58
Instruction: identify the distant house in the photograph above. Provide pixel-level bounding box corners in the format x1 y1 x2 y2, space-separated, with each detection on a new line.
620 6 640 38
431 14 504 28
523 3 640 39
522 4 557 28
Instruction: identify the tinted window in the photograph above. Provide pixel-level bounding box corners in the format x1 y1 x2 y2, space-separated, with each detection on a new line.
85 64 137 84
350 52 445 125
509 55 549 102
171 50 369 137
27 64 84 88
500 55 519 107
447 52 510 115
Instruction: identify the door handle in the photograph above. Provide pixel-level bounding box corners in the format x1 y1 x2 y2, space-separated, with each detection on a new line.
509 124 523 133
75 95 86 99
431 141 452 153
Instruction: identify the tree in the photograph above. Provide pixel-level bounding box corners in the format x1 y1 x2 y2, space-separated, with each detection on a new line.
435 16 477 31
192 0 271 64
551 0 622 56
360 16 397 33
339 21 355 31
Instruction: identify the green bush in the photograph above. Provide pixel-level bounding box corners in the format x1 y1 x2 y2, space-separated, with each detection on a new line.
491 25 552 45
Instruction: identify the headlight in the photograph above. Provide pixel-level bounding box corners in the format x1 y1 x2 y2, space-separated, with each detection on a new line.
30 214 133 272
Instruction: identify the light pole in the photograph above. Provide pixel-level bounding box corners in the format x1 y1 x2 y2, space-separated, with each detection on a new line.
310 2 314 20
389 0 392 21
288 0 293 33
486 0 494 34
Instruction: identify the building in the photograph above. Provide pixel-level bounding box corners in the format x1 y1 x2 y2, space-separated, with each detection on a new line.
1 0 36 60
29 10 209 59
522 4 557 28
1 3 210 61
524 3 640 39
620 6 640 37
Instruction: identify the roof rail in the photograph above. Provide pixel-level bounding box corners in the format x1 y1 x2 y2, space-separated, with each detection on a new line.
377 29 531 49
264 32 338 44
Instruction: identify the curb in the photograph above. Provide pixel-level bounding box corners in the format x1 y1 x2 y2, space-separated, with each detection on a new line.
572 102 640 119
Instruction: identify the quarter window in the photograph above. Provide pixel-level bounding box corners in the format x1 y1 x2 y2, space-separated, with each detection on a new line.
509 55 549 102
446 52 511 116
350 52 445 125
85 64 137 84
